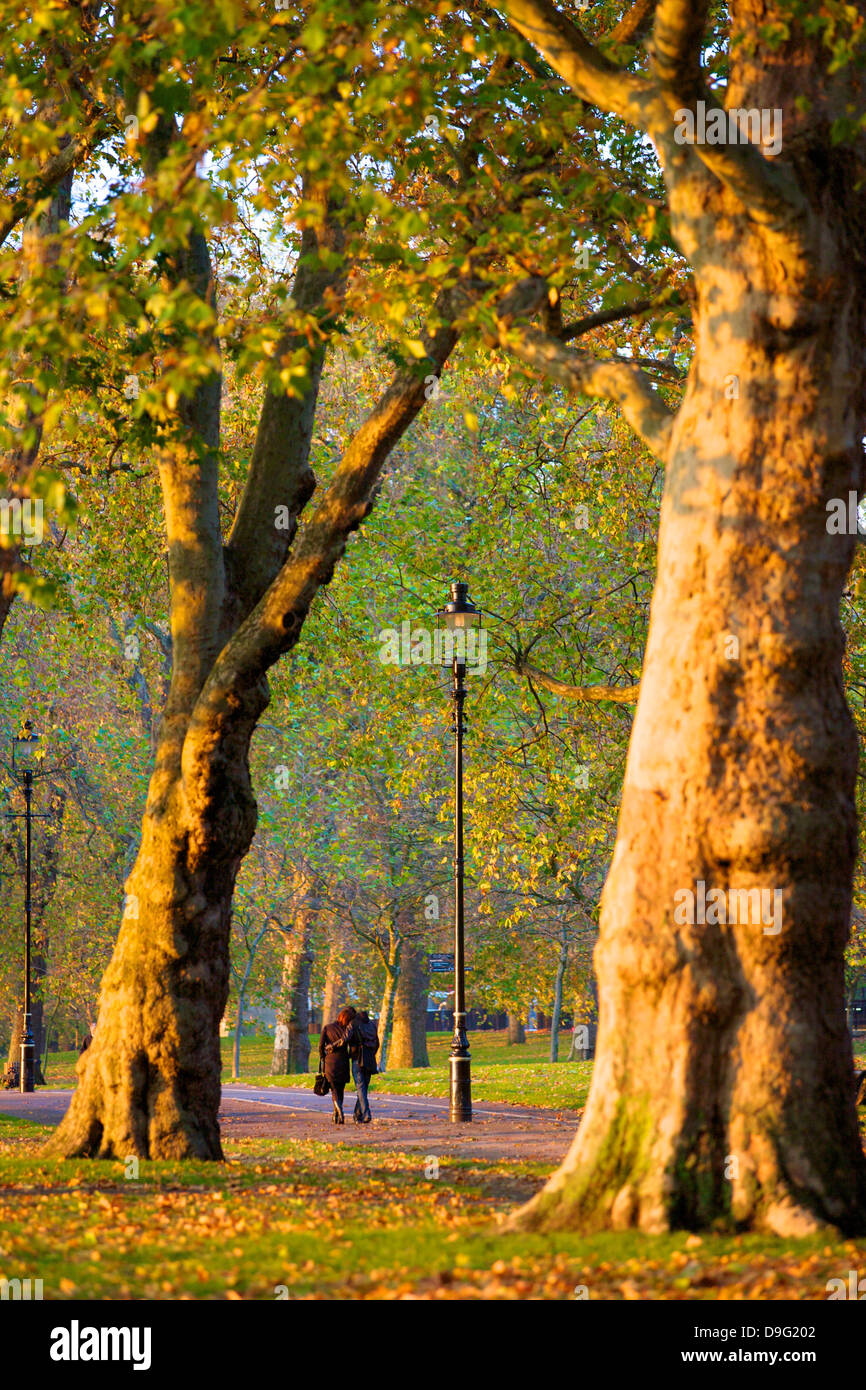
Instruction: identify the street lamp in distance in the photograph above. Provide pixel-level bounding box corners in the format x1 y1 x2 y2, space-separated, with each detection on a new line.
12 721 39 1094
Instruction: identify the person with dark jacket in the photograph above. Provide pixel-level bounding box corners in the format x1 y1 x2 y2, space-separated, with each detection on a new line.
318 1006 356 1124
349 1008 379 1124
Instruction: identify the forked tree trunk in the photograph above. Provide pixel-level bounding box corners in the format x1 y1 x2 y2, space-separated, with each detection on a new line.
516 163 866 1235
271 898 315 1075
40 189 462 1159
388 942 430 1069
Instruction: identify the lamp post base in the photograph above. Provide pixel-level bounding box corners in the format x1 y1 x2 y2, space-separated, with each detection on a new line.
449 1017 472 1122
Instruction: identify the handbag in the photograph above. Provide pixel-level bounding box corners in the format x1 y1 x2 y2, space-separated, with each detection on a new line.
313 1056 330 1096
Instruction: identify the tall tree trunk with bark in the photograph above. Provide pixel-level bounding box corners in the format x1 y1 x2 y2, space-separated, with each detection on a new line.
503 0 866 1235
271 893 316 1075
388 941 430 1068
376 937 403 1073
506 1014 526 1045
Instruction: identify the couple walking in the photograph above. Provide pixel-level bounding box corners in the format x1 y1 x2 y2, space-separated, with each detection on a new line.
319 1006 379 1125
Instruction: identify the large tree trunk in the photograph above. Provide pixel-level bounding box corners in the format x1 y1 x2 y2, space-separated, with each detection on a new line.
271 897 315 1075
46 735 261 1159
506 1014 526 1045
515 130 866 1234
388 942 429 1069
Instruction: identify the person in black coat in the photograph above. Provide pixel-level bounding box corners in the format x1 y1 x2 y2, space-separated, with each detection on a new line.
318 1006 356 1124
350 1009 379 1124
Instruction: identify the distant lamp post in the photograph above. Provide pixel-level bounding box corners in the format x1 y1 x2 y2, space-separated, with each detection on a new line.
436 582 481 1123
12 721 39 1094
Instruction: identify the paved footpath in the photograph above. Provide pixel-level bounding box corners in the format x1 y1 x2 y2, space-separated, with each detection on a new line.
0 1083 579 1163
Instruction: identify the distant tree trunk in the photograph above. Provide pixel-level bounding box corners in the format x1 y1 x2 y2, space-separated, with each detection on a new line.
40 996 62 1080
506 1014 526 1045
230 918 270 1081
388 942 430 1068
377 938 403 1073
0 166 73 642
271 897 316 1075
232 1002 244 1082
322 934 348 1024
550 933 569 1063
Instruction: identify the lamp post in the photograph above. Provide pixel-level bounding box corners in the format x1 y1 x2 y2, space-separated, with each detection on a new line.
12 721 39 1094
437 582 480 1123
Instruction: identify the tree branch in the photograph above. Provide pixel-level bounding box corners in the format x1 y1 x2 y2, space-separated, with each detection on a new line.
649 0 808 230
518 659 639 704
607 0 659 47
651 0 708 103
224 198 350 624
495 315 675 459
498 0 662 127
561 276 679 341
183 285 466 780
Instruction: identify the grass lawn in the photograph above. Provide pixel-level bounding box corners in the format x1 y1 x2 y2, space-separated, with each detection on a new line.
2 1111 865 1300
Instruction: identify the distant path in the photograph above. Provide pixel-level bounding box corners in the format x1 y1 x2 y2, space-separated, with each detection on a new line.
0 1084 579 1163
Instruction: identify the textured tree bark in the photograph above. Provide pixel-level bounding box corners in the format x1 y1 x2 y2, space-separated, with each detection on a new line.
376 939 403 1073
506 1014 526 1045
46 737 261 1159
515 169 866 1237
495 0 866 1240
388 942 430 1069
271 897 315 1075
